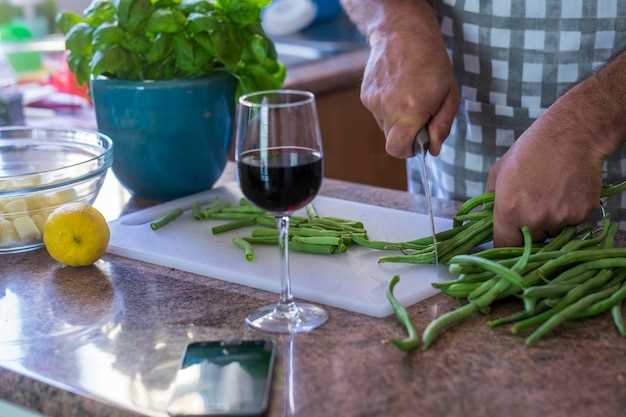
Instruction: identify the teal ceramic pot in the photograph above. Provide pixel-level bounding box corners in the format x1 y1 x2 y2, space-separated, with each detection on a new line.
91 73 236 201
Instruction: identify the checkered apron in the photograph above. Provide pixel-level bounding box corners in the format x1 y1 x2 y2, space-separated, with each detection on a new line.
407 0 626 221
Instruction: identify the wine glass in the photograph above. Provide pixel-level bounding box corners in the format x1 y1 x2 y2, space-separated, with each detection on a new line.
235 89 328 333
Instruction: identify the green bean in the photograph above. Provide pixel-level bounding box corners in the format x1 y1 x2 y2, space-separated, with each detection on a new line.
453 192 495 227
550 258 626 284
292 227 342 237
353 235 393 250
423 302 479 349
292 236 342 246
443 282 480 298
305 204 319 219
233 237 255 262
150 208 183 230
488 301 550 328
512 226 533 272
454 210 491 223
192 202 203 220
612 301 626 336
221 206 264 214
523 249 626 287
243 236 278 245
239 197 252 206
601 180 626 198
251 228 280 238
256 216 277 227
512 269 615 333
289 241 338 255
523 283 579 300
472 247 538 260
539 226 577 252
386 276 420 351
526 282 621 345
199 200 230 218
439 223 493 263
561 217 610 251
211 217 257 234
378 253 434 264
447 255 526 289
408 224 470 246
575 271 626 317
603 222 618 249
468 278 496 300
205 212 258 221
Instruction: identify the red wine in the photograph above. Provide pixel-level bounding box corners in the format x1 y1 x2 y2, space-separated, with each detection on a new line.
238 147 322 213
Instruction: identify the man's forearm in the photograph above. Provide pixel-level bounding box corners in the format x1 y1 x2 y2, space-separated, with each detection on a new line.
550 51 626 158
340 0 440 43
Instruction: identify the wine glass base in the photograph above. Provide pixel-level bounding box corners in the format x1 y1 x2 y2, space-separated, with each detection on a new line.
246 302 328 333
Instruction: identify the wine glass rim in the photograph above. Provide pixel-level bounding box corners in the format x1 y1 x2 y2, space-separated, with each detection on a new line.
238 89 315 109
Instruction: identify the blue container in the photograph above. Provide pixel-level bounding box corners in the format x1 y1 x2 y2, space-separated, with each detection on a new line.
91 73 236 201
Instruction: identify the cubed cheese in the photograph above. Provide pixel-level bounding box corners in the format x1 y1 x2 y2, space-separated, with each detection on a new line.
0 219 18 246
13 216 41 242
26 195 49 212
31 213 47 234
3 199 28 217
48 188 78 208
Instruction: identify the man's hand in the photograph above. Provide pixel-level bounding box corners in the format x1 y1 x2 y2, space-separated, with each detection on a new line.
486 111 604 246
340 0 459 159
362 29 459 158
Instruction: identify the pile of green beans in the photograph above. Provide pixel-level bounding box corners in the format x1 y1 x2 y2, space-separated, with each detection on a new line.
386 181 626 351
193 198 369 261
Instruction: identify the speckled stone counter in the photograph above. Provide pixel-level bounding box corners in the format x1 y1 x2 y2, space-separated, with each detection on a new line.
1 165 626 417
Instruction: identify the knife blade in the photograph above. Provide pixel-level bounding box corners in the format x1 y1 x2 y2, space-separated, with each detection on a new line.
413 128 438 264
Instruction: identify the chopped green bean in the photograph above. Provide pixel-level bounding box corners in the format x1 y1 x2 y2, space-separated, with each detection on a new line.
292 236 342 246
211 217 257 235
150 208 183 230
233 237 255 262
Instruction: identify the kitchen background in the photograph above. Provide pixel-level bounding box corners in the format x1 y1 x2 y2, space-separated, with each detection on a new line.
0 0 408 191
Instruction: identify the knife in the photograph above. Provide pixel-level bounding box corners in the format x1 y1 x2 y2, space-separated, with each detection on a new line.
413 128 438 264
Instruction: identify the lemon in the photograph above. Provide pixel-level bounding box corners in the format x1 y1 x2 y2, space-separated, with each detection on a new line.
43 203 110 266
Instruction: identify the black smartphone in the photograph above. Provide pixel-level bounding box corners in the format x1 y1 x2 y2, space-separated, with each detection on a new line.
167 340 275 417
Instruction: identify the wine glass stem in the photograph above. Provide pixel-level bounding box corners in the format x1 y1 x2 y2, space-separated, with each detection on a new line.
277 216 296 312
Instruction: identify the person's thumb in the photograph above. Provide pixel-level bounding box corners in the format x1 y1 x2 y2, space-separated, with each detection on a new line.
385 119 427 159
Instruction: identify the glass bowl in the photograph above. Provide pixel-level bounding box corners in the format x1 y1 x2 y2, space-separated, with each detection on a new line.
0 127 113 254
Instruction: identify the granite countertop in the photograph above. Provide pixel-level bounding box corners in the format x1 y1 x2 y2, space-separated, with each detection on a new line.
1 164 626 417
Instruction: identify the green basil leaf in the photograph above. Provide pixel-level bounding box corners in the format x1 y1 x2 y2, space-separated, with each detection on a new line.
187 12 218 34
248 34 267 63
173 35 195 74
123 32 151 53
93 23 124 47
145 8 185 33
90 44 126 76
145 32 172 62
178 0 214 14
84 0 116 27
68 52 90 85
113 0 134 28
193 32 213 53
56 12 84 33
126 0 154 32
65 23 93 55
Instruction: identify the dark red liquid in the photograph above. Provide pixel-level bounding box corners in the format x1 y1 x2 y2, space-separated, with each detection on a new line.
238 147 322 213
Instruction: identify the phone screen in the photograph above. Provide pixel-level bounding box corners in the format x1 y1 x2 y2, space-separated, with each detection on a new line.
167 340 275 417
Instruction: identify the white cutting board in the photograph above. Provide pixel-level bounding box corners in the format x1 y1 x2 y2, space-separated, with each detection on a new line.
107 182 453 317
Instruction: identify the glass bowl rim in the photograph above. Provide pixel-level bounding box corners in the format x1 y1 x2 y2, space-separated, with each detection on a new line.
0 126 113 196
0 126 113 178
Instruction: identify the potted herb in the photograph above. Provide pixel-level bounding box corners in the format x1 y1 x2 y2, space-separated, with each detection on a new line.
58 0 285 200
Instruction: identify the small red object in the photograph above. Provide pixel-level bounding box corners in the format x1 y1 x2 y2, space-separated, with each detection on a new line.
49 53 90 102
